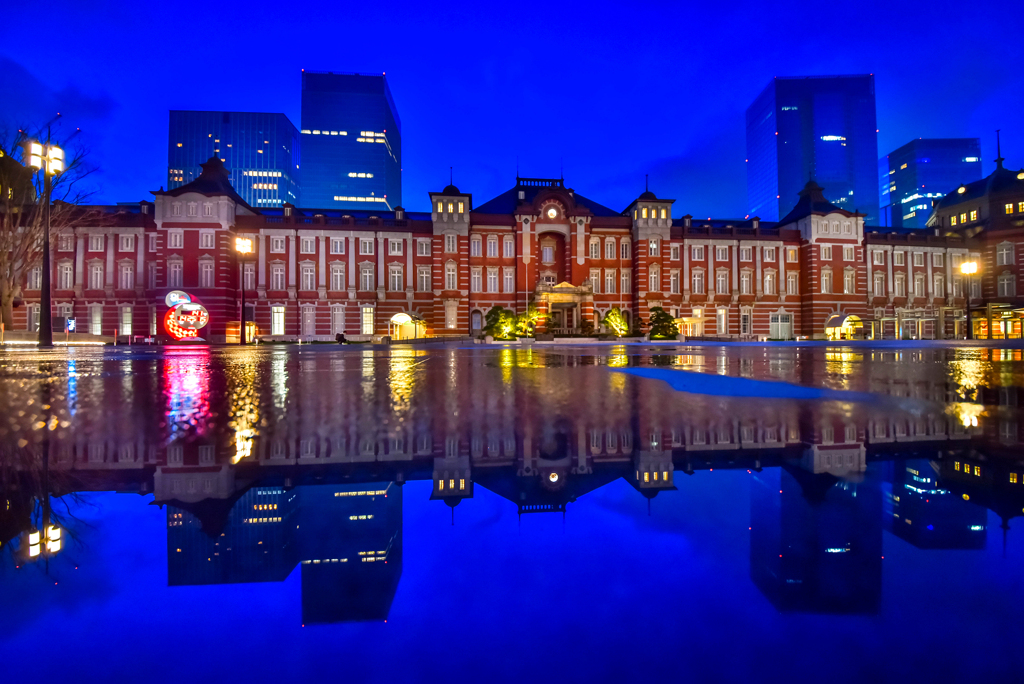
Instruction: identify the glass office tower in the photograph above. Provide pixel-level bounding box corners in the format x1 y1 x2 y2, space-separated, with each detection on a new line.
879 138 982 228
300 71 402 210
168 111 300 208
746 76 879 224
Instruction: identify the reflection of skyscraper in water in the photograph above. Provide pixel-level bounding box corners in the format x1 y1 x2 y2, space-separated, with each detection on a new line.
167 486 298 585
884 460 986 549
750 465 882 614
165 482 402 624
298 482 402 624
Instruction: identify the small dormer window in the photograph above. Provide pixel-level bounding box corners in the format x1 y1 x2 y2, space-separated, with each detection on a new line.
187 203 197 217
203 203 213 217
518 190 525 200
172 203 181 216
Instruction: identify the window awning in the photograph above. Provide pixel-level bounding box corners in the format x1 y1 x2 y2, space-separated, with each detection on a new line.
824 314 862 329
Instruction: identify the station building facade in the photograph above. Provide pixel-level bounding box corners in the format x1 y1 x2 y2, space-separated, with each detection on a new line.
10 155 1024 341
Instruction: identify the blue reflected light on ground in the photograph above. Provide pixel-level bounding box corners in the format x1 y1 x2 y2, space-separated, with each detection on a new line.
1 477 1022 683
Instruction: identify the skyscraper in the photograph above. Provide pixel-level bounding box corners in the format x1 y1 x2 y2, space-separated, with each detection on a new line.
168 111 300 209
879 138 982 228
746 75 879 224
300 71 401 210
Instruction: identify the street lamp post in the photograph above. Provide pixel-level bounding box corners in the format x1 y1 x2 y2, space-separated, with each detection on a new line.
24 140 64 348
961 260 978 340
235 237 253 345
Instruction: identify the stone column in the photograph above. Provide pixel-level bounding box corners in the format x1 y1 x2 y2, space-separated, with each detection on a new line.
257 234 267 293
318 236 327 299
74 234 85 297
105 233 115 294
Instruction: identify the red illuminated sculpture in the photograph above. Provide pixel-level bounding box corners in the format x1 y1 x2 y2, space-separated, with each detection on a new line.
163 291 210 341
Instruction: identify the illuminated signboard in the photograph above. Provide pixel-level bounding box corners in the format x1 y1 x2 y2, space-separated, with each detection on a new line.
163 291 210 340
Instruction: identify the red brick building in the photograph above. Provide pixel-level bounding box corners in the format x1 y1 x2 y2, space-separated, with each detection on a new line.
10 156 1024 341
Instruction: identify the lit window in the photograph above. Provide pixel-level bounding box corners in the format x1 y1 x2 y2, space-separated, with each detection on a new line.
458 201 465 213
641 207 648 219
1007 204 1014 215
970 210 978 221
950 215 957 226
1011 473 1019 484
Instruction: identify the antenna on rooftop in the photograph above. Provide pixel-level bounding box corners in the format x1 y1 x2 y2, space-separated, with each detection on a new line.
995 129 1005 168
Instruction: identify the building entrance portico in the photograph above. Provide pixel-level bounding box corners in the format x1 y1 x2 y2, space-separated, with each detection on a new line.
534 282 594 334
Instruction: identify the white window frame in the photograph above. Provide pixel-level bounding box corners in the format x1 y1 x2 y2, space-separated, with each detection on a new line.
199 260 215 288
118 263 134 290
270 236 286 253
330 237 346 254
270 265 286 290
330 264 345 291
301 265 316 291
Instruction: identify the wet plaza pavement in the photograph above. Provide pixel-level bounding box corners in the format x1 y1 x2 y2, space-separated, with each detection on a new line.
1 342 1023 682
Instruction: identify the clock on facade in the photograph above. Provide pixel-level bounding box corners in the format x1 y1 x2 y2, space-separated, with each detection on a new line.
546 207 558 219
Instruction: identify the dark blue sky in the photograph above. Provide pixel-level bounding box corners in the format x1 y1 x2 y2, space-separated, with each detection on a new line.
2 0 1021 217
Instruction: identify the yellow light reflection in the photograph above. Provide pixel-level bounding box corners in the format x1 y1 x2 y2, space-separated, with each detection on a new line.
946 402 983 428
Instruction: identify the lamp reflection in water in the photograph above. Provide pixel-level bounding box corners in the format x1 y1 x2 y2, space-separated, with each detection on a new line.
948 352 986 402
947 402 983 428
227 350 261 464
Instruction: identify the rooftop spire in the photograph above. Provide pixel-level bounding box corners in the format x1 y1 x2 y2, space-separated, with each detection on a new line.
450 166 453 185
645 173 649 192
996 129 1005 169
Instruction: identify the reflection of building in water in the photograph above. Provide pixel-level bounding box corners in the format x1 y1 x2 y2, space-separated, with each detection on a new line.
164 482 402 624
884 460 986 549
750 465 882 614
298 482 402 624
168 486 298 585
